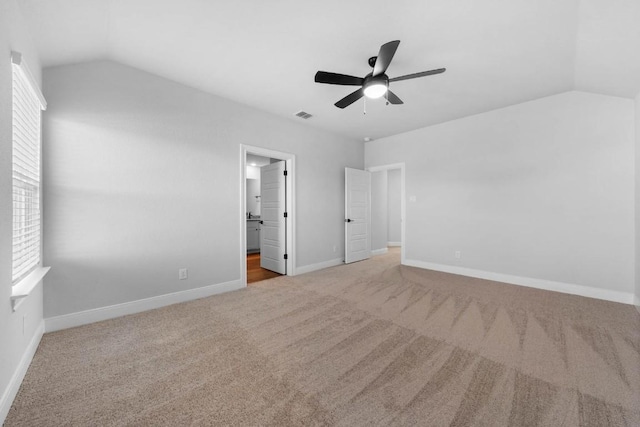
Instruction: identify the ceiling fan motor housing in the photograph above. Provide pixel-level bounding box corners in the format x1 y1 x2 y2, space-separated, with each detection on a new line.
364 73 389 86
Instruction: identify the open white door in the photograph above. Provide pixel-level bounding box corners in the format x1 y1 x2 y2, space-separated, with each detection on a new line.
345 167 371 263
260 161 287 274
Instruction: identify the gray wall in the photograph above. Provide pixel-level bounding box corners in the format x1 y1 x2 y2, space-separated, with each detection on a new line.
636 91 640 311
387 168 401 244
371 170 388 251
0 0 44 421
42 60 363 318
366 91 635 302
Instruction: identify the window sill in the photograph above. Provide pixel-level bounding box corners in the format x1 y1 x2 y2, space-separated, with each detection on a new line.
11 266 50 312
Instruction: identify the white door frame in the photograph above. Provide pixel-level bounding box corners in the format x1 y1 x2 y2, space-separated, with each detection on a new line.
366 163 406 265
240 144 296 285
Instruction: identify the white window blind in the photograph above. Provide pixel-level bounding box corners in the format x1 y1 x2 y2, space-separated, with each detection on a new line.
11 52 46 285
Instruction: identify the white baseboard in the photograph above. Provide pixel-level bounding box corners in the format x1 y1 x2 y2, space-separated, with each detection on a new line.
45 279 244 332
372 248 388 256
0 320 44 425
296 257 344 275
404 259 635 305
387 242 402 247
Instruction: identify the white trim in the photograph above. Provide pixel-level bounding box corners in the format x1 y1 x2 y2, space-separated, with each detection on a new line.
45 279 243 332
10 51 46 109
372 248 388 256
240 145 296 283
295 257 344 275
0 320 44 425
404 259 635 305
11 266 50 312
367 163 406 172
366 163 406 265
387 241 402 247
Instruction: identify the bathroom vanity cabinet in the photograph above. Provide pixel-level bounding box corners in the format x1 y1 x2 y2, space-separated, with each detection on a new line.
247 219 261 252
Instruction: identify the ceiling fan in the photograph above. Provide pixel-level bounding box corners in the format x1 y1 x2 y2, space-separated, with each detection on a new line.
314 40 445 109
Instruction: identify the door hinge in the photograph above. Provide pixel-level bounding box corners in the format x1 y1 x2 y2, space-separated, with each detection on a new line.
284 254 288 260
284 212 288 218
283 170 288 176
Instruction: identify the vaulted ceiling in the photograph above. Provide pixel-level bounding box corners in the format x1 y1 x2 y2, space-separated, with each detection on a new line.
18 0 640 141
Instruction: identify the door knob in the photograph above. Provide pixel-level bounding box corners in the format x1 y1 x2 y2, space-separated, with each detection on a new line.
345 219 352 222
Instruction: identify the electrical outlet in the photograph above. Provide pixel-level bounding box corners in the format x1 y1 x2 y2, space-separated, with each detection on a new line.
179 268 188 280
409 195 417 202
455 250 461 259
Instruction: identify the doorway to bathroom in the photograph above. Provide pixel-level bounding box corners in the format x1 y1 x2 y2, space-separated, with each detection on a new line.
240 145 296 285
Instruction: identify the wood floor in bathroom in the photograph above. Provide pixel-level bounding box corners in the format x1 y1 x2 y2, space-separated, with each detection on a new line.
246 253 282 284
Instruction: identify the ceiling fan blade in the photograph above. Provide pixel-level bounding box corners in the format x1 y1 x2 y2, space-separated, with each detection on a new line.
386 90 403 105
315 71 364 86
389 68 446 83
373 40 400 76
335 88 364 109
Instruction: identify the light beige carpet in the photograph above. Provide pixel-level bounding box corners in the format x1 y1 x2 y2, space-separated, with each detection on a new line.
6 248 640 426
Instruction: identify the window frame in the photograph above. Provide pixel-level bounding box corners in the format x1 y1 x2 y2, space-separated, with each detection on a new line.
9 51 49 312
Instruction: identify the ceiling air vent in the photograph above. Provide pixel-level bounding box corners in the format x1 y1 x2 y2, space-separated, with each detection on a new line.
294 110 313 119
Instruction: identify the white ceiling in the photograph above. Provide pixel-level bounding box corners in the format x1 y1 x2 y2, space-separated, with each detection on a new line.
18 0 640 141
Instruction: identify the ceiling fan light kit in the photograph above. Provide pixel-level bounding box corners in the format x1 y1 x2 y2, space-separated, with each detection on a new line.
315 40 445 109
363 75 388 99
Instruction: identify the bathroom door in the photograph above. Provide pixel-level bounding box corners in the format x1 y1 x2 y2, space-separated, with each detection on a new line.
260 161 287 274
345 168 371 263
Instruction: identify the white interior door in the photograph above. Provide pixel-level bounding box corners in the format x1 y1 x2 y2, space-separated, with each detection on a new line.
260 161 286 274
345 167 371 263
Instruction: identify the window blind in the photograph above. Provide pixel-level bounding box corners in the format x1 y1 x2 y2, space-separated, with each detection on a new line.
12 54 44 284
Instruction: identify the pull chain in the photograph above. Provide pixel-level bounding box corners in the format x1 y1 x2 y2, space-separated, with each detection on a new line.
363 96 367 115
